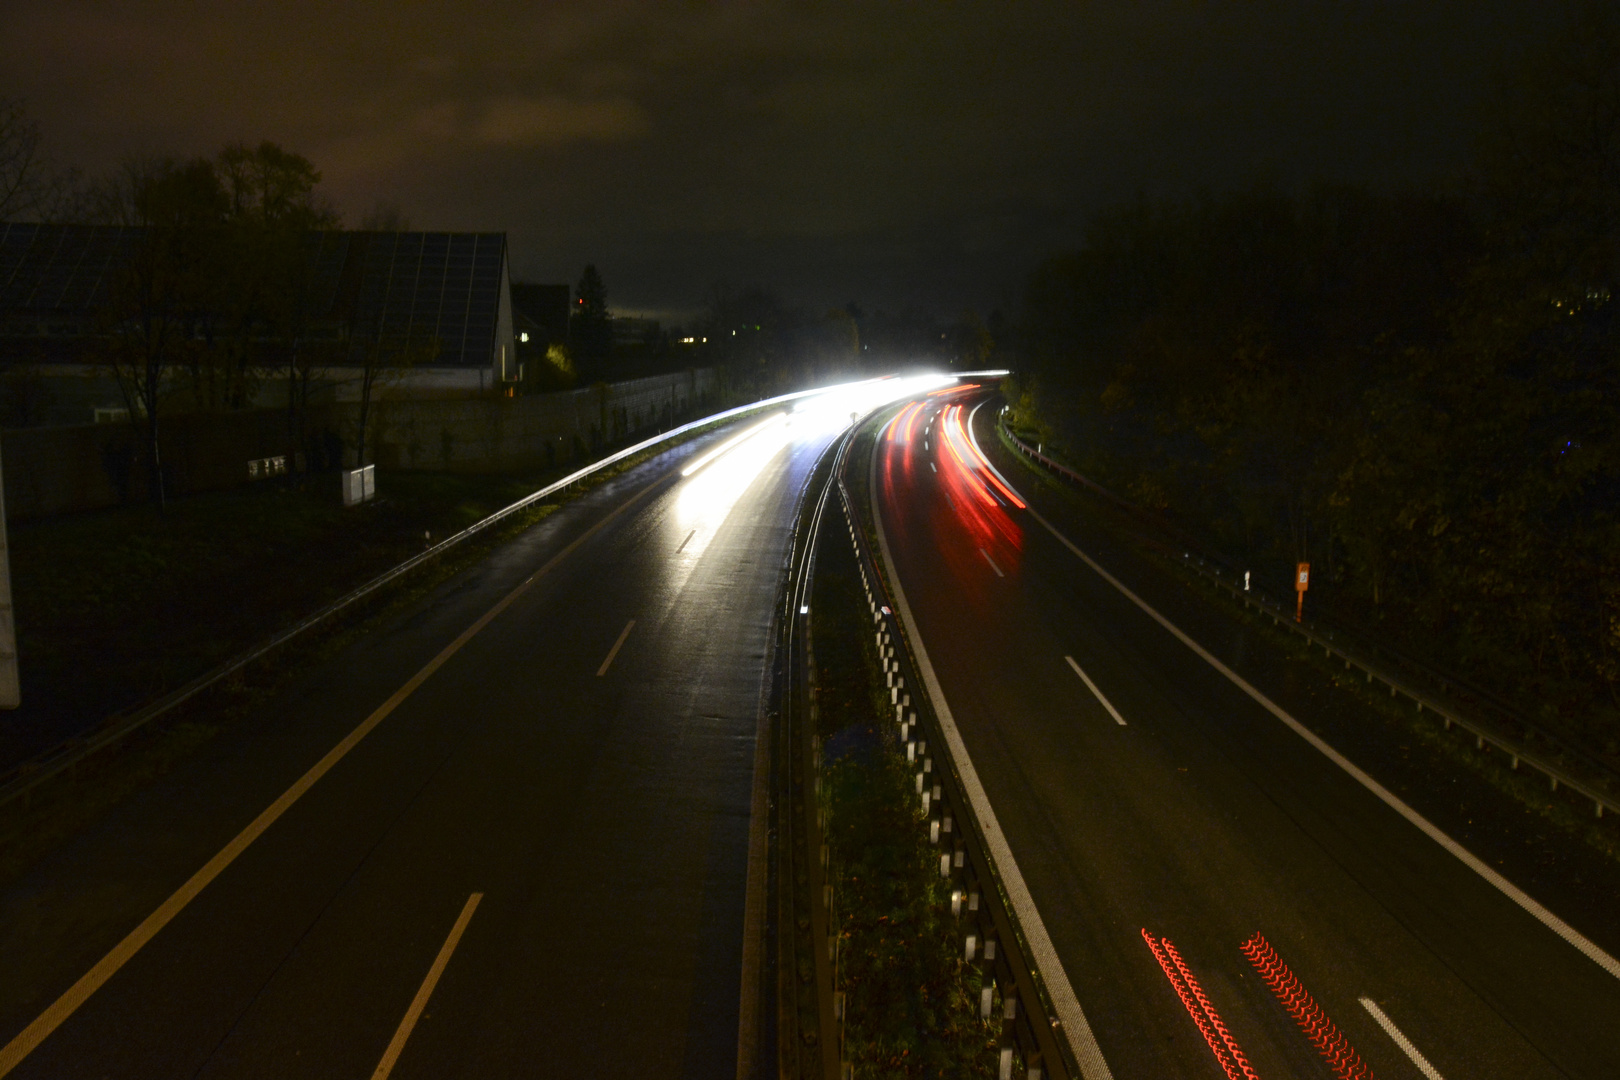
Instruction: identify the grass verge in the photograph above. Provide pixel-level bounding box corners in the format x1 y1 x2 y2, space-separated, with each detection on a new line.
811 498 999 1077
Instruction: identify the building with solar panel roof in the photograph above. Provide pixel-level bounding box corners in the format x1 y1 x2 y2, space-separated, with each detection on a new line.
0 223 521 422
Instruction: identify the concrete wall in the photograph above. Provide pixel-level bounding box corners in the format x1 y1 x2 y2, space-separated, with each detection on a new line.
0 368 720 520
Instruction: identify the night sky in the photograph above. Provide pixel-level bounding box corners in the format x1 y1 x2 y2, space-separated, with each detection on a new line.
1 2 1555 321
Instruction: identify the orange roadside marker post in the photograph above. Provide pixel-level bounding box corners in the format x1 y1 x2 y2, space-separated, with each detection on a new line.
1295 562 1310 622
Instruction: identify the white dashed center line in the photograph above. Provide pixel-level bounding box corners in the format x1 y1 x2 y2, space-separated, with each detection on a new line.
1065 655 1127 725
1360 998 1446 1080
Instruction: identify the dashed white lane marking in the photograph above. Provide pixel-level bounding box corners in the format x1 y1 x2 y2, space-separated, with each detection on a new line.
676 529 696 553
372 892 483 1080
596 619 636 677
1360 997 1446 1080
1064 655 1127 725
980 548 1005 577
1021 500 1620 982
930 462 937 472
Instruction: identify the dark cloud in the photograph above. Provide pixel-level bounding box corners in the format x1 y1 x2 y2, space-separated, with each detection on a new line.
1 1 1555 317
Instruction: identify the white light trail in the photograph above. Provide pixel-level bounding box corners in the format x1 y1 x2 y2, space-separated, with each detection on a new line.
681 414 788 477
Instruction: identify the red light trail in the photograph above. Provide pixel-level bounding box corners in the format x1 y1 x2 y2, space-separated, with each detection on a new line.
1142 928 1261 1080
1241 932 1375 1080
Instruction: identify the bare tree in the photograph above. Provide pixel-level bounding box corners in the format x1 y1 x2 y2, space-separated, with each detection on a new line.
94 157 227 507
351 324 437 469
213 142 340 449
0 98 81 221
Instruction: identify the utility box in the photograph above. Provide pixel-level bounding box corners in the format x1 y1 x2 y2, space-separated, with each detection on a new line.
342 464 375 506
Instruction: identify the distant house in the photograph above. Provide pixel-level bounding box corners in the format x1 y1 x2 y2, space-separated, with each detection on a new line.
509 281 572 385
0 224 519 421
510 282 570 347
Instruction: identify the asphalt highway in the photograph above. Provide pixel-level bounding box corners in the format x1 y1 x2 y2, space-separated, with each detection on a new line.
873 390 1620 1079
0 402 865 1078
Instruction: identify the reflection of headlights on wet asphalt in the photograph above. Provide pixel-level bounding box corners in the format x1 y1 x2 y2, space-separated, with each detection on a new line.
794 372 960 439
681 414 789 477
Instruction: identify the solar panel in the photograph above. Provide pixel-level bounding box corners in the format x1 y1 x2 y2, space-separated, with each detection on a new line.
2 224 508 369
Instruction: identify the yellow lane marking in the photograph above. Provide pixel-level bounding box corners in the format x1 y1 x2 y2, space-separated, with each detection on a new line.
595 619 636 677
371 892 483 1080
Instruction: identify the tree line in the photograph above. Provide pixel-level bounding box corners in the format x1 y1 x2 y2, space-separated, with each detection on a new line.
1008 10 1620 750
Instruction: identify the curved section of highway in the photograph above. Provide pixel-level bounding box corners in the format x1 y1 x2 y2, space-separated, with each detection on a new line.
0 383 930 1080
872 388 1620 1079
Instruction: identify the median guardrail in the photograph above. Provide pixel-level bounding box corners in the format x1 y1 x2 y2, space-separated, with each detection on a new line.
835 409 1082 1080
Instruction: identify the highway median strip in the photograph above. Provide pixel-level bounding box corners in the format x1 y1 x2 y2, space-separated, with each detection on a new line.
806 497 1004 1076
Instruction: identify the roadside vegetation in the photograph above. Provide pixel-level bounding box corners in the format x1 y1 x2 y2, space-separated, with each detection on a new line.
811 500 998 1077
1005 11 1620 767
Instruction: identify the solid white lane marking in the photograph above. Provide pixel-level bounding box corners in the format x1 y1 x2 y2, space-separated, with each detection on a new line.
0 475 669 1078
372 893 483 1080
1020 501 1620 982
676 529 696 553
967 400 1027 499
980 548 1005 577
596 619 636 677
870 449 1114 1080
1064 656 1126 725
1360 998 1445 1080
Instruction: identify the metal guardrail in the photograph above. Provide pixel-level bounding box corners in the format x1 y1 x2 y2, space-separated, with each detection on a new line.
0 383 874 812
776 413 861 1079
998 422 1620 822
832 414 1078 1080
